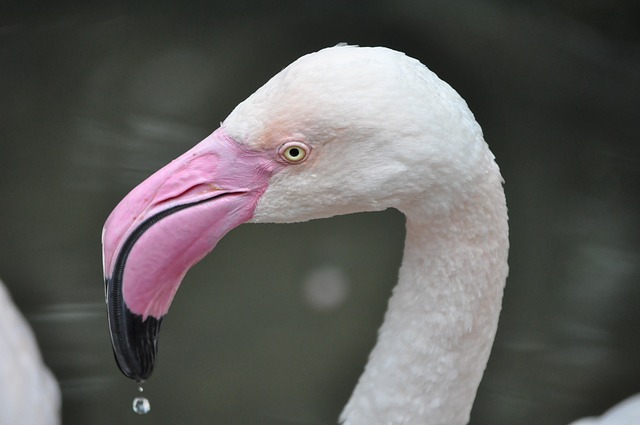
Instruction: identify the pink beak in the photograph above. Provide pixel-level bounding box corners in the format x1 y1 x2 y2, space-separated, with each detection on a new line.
102 128 280 381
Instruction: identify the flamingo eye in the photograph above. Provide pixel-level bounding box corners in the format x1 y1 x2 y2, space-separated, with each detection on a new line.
279 142 310 163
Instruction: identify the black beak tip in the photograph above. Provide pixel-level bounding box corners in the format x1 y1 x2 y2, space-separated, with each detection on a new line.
111 310 162 382
106 277 163 382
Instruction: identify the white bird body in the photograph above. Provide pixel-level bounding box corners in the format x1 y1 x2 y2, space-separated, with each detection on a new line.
102 45 637 425
0 279 60 425
569 395 640 425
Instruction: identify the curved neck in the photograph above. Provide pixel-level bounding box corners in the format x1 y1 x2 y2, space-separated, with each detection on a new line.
340 173 509 425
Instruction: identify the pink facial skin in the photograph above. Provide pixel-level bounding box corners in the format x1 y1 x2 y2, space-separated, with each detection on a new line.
102 128 282 319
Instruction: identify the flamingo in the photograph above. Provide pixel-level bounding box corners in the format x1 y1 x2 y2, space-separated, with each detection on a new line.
568 395 640 425
101 45 638 424
0 278 60 425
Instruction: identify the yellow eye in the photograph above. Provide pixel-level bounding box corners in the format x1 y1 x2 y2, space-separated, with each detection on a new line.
280 142 310 163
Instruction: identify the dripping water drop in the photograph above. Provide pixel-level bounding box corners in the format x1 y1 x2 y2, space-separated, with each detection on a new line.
133 396 151 415
133 386 149 414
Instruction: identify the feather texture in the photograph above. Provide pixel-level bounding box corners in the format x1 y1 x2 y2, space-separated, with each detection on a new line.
0 279 60 425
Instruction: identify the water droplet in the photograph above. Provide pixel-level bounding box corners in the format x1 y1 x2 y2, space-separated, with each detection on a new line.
138 386 144 393
132 396 150 415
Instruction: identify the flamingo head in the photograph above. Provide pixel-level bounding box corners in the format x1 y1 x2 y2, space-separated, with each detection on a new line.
102 45 486 381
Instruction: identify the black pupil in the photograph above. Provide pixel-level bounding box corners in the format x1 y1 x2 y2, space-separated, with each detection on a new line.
288 148 300 158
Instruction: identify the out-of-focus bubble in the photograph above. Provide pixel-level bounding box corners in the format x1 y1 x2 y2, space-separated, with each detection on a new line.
301 265 350 311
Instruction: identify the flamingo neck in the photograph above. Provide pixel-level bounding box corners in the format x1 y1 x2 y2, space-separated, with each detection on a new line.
340 173 509 425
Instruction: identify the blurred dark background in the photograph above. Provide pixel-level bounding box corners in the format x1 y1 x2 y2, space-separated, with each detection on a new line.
1 1 639 424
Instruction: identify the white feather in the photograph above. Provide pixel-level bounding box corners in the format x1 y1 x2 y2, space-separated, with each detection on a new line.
569 395 640 425
0 279 60 425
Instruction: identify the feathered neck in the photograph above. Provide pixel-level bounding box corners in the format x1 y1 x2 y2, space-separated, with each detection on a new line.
340 156 509 425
